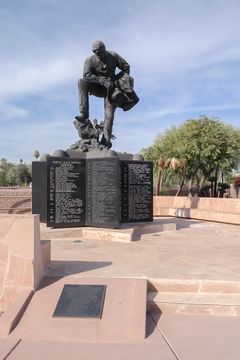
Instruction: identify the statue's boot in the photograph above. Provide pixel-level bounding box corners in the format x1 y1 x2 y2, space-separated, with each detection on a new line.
75 113 88 123
100 135 112 149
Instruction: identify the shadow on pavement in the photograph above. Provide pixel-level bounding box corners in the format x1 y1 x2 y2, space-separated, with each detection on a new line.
38 260 112 289
145 311 162 338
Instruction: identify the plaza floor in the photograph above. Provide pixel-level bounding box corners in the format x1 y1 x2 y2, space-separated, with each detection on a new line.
1 217 240 359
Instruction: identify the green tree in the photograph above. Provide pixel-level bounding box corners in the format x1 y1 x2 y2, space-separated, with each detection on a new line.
141 116 240 196
0 158 15 186
0 158 32 186
16 163 32 186
6 167 18 186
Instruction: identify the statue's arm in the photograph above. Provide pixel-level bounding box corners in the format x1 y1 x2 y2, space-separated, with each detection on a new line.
83 57 101 84
114 53 130 78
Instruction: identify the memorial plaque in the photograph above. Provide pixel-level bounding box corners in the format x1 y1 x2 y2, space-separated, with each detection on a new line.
37 156 153 228
47 158 86 227
53 284 106 318
32 161 48 222
120 161 153 222
86 158 119 228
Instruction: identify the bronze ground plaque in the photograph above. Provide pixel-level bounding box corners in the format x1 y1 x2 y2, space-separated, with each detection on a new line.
53 284 106 318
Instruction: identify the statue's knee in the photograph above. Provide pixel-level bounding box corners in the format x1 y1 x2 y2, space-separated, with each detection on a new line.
78 78 85 88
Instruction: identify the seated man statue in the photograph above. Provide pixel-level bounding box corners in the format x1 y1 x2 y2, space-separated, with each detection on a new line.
76 40 139 149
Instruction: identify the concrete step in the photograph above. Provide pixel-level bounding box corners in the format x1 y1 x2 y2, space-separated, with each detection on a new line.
40 220 176 242
147 279 240 316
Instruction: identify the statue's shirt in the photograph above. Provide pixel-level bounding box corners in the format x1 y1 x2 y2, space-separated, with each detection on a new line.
83 51 130 83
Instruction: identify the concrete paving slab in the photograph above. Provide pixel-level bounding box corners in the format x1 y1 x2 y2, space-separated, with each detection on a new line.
0 337 21 359
153 312 240 360
0 289 33 336
2 217 240 358
7 338 177 360
8 316 176 360
46 218 240 282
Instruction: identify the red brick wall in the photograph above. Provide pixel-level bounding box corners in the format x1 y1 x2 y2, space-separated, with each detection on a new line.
0 187 32 214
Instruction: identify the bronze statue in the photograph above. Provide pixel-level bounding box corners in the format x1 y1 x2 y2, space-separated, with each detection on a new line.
75 40 139 149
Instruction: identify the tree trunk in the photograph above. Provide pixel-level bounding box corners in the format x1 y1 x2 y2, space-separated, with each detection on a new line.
156 168 162 196
176 162 186 196
213 167 219 197
176 175 185 196
159 169 164 193
195 175 200 191
199 175 206 189
188 177 193 189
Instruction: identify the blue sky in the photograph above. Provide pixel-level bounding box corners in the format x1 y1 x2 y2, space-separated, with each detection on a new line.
1 0 240 163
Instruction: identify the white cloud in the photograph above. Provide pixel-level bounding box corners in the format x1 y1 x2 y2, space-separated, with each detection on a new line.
0 54 82 100
0 102 29 119
112 1 240 74
1 0 239 101
0 0 240 162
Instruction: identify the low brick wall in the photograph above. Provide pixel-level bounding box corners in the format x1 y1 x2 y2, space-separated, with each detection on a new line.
0 187 32 214
154 196 240 225
1 189 239 225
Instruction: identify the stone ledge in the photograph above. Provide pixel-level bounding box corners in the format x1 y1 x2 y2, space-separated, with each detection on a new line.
0 214 51 311
148 279 240 294
147 301 240 316
148 291 240 306
147 278 240 316
154 202 240 225
190 209 240 225
41 221 176 242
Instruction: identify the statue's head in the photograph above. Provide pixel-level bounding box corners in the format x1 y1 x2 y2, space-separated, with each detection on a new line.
92 40 106 59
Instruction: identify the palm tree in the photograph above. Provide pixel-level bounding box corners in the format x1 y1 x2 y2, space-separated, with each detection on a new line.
33 149 40 161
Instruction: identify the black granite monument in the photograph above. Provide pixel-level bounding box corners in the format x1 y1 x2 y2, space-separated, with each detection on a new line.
32 153 153 228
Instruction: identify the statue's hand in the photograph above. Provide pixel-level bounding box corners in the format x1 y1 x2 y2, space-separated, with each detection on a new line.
98 76 114 90
103 79 114 90
98 76 107 85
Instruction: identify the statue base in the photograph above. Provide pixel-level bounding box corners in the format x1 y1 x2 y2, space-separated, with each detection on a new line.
32 151 153 228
